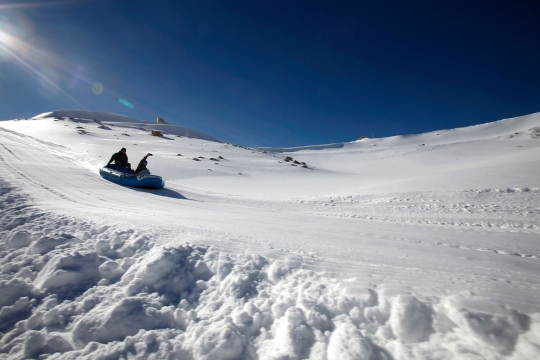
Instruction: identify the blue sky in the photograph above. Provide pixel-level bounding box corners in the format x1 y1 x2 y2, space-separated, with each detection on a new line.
0 0 539 147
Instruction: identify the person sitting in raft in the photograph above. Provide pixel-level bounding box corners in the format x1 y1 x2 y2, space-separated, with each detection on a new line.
107 147 131 170
135 153 153 175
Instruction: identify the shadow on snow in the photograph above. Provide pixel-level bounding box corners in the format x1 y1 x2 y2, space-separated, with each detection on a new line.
132 186 187 200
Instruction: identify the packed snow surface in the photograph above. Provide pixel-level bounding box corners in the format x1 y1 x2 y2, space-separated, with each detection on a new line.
0 111 539 359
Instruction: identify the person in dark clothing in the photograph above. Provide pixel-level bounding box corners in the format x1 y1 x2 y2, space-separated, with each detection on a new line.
135 153 153 174
107 148 131 170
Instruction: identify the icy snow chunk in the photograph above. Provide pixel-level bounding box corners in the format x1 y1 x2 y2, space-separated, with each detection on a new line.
94 239 111 255
118 234 151 257
15 267 35 281
71 296 174 346
192 319 244 360
111 235 124 247
261 307 314 360
327 317 373 360
232 310 253 326
219 267 261 299
21 329 73 357
98 260 124 280
230 308 264 337
120 245 212 298
45 333 73 353
442 296 530 354
511 314 540 359
187 309 198 320
0 278 36 307
7 230 32 249
174 308 189 330
305 309 333 333
212 258 234 280
23 330 46 359
28 233 76 255
0 297 34 332
389 294 434 343
33 251 101 295
27 310 44 330
266 257 301 283
342 287 378 309
42 294 59 310
120 257 136 271
4 217 26 230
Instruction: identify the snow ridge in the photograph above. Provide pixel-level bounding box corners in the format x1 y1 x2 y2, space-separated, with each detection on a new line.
32 110 147 124
29 110 223 143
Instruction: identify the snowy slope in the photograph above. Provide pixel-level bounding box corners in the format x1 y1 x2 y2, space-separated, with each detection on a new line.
32 110 150 123
0 111 539 359
32 109 223 143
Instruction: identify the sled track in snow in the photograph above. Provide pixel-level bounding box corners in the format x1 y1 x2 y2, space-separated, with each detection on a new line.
1 127 540 314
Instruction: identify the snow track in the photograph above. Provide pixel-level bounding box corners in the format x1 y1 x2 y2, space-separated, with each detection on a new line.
1 114 540 359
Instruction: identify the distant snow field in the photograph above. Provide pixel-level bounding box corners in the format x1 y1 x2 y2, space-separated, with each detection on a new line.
0 110 539 359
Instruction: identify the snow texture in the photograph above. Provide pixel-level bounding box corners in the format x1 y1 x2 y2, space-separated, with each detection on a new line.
0 111 539 359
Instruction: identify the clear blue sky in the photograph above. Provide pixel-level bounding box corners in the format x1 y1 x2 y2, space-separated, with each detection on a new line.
0 0 539 147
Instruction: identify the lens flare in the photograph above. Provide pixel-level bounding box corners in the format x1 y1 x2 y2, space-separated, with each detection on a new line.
0 12 82 105
91 82 104 94
0 1 93 11
69 64 85 88
0 30 14 47
0 21 18 61
118 98 134 109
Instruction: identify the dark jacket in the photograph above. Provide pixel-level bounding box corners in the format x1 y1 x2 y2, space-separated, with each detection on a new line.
135 155 150 173
135 158 148 173
108 151 128 165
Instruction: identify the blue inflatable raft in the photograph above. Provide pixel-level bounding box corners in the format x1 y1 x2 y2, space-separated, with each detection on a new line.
99 166 165 189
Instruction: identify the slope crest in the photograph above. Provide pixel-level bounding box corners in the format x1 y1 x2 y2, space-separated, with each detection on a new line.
33 110 146 124
31 109 223 143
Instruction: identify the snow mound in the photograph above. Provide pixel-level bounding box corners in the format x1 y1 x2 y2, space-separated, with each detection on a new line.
262 111 540 153
31 109 223 142
1 181 539 359
32 110 146 124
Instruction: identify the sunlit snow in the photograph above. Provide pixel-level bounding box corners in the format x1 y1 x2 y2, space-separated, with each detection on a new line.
0 109 539 359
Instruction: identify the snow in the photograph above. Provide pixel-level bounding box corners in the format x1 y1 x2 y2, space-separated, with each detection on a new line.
0 111 539 359
32 110 148 124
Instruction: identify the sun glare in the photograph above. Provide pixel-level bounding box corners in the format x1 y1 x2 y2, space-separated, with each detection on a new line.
0 24 18 62
0 15 30 60
0 13 83 105
0 1 91 11
0 18 18 51
0 1 134 110
0 30 13 46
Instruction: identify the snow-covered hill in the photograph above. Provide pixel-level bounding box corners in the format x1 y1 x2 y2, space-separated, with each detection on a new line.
32 110 148 123
32 109 223 143
0 111 539 359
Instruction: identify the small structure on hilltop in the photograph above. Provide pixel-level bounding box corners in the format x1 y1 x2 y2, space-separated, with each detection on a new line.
156 117 168 124
151 130 163 137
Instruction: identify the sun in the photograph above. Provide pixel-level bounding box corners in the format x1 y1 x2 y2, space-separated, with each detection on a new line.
0 0 94 57
0 15 18 47
0 1 119 108
0 1 90 11
0 29 14 47
0 12 82 105
0 20 20 61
